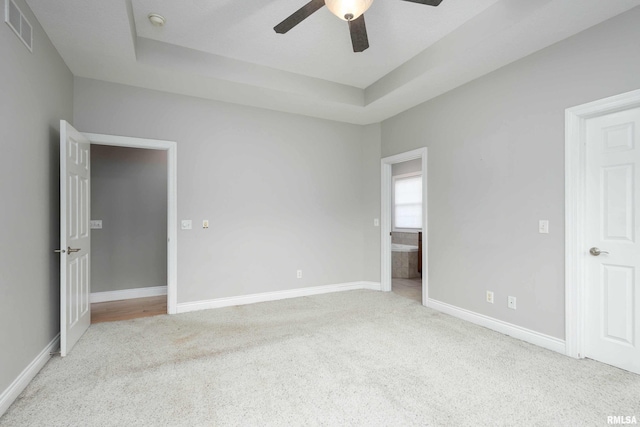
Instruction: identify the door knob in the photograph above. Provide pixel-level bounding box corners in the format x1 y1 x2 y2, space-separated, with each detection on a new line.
589 247 609 256
54 247 80 254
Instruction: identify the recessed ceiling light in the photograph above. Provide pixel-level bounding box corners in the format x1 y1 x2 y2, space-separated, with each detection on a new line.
148 13 166 27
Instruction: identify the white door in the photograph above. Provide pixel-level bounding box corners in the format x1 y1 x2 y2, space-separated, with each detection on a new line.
59 120 91 357
585 107 640 374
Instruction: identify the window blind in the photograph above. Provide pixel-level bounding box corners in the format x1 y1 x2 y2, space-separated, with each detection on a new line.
394 174 422 229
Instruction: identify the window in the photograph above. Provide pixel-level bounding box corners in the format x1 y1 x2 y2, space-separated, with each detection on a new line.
393 172 422 230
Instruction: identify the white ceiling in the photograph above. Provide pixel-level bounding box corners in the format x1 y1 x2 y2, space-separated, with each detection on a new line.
25 0 640 124
132 0 501 88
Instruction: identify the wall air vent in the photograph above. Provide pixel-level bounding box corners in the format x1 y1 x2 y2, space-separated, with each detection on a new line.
5 0 32 52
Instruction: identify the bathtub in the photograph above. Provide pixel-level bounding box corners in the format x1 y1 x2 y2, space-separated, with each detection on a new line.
392 243 419 279
392 243 418 253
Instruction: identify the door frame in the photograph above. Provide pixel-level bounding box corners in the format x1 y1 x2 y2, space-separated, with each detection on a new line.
83 132 178 315
564 88 640 358
381 147 428 305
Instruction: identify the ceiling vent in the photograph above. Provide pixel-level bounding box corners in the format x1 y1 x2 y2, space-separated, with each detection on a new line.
5 0 32 52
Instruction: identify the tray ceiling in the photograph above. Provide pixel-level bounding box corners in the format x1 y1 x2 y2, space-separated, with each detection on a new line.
25 0 640 124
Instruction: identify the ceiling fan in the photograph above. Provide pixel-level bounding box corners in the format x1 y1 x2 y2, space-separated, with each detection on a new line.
274 0 443 53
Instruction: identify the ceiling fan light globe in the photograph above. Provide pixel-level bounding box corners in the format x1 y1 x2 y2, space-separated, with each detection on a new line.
325 0 373 21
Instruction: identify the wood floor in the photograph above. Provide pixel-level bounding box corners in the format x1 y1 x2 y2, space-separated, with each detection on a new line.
91 296 167 324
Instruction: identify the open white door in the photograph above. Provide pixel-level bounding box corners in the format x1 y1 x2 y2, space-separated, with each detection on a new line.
584 107 640 374
59 120 91 357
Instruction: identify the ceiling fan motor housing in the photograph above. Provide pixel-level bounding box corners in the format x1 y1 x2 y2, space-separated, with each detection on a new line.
273 0 443 52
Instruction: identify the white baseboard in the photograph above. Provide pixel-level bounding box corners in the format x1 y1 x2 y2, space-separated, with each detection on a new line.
177 281 382 314
0 334 60 417
90 286 167 303
426 298 566 354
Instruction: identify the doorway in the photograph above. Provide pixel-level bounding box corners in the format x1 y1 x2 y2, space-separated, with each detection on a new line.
59 124 178 356
565 89 640 374
84 132 178 315
89 144 167 323
381 148 428 305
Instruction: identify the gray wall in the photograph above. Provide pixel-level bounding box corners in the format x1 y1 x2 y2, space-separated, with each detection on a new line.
0 0 73 398
381 7 640 339
91 146 168 293
74 78 381 303
361 124 382 284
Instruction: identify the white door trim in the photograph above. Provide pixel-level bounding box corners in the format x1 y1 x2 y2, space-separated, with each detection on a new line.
83 133 178 315
565 88 640 358
381 147 428 305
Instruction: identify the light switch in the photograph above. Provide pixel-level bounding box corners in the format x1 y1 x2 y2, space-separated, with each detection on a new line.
90 220 102 229
539 220 549 234
202 220 209 229
181 220 192 230
374 218 380 227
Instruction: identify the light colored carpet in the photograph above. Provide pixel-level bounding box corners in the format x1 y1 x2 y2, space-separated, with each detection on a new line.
1 290 638 426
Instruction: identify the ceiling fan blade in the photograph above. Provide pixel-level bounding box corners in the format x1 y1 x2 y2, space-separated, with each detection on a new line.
348 15 369 53
400 0 443 6
274 0 326 34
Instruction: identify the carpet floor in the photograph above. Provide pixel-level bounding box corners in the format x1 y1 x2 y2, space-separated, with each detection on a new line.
1 290 638 426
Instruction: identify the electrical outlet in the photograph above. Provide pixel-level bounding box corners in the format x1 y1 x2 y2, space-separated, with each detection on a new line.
181 220 192 230
508 296 517 310
296 270 302 279
202 220 209 229
486 291 494 304
539 220 549 234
